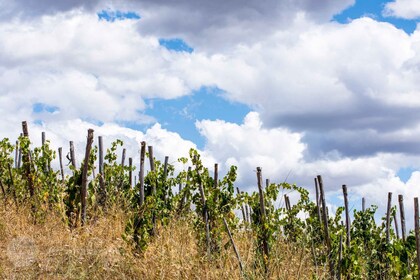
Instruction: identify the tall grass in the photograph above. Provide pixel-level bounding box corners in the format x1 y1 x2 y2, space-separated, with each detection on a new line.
0 204 325 279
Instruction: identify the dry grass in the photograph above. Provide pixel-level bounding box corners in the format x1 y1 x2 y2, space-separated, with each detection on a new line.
0 205 326 279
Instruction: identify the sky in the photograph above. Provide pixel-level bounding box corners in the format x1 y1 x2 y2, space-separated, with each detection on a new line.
1 0 420 223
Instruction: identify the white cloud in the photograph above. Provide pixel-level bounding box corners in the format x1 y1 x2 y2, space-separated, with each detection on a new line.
0 12 200 126
383 0 420 19
196 112 306 186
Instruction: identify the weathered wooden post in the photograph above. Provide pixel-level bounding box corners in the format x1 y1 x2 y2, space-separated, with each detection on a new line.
58 147 65 183
128 157 133 187
315 177 322 224
257 167 269 272
69 141 76 168
342 185 351 248
223 217 244 274
81 129 94 226
317 175 334 279
21 121 34 200
399 195 406 242
139 141 146 206
386 192 392 244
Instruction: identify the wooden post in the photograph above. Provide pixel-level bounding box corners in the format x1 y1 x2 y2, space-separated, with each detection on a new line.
21 121 34 200
393 211 400 240
257 167 269 271
386 192 392 244
315 177 322 224
214 163 218 189
69 141 76 168
163 156 169 179
163 156 169 202
198 180 211 256
121 148 126 167
139 141 146 206
223 217 244 273
58 147 65 183
128 157 133 187
81 129 94 226
178 166 191 213
284 195 291 211
342 185 351 247
237 187 246 222
317 175 334 279
338 222 344 280
245 202 251 224
148 146 156 195
362 197 366 212
399 195 407 242
414 197 420 279
148 145 156 235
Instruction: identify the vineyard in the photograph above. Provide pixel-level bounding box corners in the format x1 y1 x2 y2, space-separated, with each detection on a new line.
1 121 420 279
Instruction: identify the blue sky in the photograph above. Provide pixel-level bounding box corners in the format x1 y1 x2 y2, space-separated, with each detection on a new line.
2 0 420 213
333 0 417 33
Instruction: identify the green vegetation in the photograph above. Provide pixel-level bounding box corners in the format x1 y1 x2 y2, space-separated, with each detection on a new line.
0 127 418 279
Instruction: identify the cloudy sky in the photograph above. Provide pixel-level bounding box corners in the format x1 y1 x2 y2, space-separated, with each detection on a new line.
1 0 420 220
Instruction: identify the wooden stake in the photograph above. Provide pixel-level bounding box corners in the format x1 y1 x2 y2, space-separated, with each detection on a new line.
237 187 246 222
315 177 322 224
214 163 218 189
393 211 400 240
81 129 94 226
148 145 156 235
148 146 156 195
17 134 23 169
139 141 146 206
58 147 65 183
362 197 366 212
128 157 133 187
21 121 34 200
198 179 211 256
69 141 76 168
121 148 126 167
342 185 351 248
386 192 392 244
257 167 269 271
317 175 334 279
399 195 407 242
223 217 244 273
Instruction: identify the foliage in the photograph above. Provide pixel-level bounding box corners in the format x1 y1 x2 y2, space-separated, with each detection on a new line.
0 131 419 279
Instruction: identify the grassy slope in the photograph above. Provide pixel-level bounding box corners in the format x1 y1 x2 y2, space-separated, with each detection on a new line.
0 205 326 279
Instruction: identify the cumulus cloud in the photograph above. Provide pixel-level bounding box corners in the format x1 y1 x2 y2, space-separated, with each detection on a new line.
383 0 420 19
134 0 354 51
196 112 306 185
196 113 420 227
173 17 420 157
0 12 202 127
0 0 355 51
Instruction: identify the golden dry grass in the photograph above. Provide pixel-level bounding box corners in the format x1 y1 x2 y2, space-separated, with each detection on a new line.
0 204 326 279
